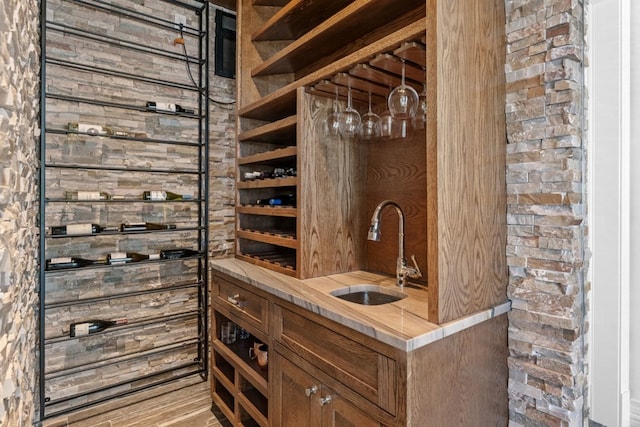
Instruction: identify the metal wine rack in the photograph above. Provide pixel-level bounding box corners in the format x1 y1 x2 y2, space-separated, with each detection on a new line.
38 0 209 420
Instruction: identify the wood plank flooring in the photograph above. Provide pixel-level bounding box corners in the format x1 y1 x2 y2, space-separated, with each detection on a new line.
41 376 227 427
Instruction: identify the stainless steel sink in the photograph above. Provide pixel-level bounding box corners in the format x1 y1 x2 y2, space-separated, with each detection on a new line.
330 284 407 305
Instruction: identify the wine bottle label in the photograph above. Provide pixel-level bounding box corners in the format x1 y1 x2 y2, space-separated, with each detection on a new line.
148 191 167 201
109 252 128 262
154 102 176 112
77 123 108 136
74 323 90 336
148 253 161 260
50 257 73 264
66 224 93 235
76 191 102 201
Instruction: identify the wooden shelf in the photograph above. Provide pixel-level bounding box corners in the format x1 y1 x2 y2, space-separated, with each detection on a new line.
237 176 297 189
252 0 353 41
251 0 425 77
212 339 268 395
238 146 297 166
238 86 297 121
238 392 268 427
369 53 424 86
236 252 296 277
394 41 426 68
237 205 297 218
238 19 426 121
238 115 297 144
237 229 297 249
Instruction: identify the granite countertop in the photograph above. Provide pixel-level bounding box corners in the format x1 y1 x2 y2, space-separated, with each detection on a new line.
211 258 511 352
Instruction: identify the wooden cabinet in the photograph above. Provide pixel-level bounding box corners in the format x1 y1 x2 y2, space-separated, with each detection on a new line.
210 268 509 426
271 350 383 427
227 0 509 423
235 0 507 325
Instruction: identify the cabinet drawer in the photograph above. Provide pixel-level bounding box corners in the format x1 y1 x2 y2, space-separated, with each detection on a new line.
275 306 397 416
214 275 269 334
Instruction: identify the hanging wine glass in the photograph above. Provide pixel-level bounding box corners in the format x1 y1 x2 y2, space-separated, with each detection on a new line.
323 87 341 137
337 85 361 137
412 83 427 130
388 59 419 120
360 92 381 140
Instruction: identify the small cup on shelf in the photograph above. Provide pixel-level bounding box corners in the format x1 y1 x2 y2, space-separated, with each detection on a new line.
249 343 268 370
220 321 237 344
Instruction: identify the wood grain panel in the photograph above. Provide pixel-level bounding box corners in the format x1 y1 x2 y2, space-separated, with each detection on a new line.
298 89 367 278
433 0 507 323
405 315 509 426
364 130 427 285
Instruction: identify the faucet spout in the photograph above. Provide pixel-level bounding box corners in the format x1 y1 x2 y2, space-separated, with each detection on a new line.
367 200 422 287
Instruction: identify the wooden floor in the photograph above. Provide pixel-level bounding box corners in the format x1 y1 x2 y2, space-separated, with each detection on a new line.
41 376 226 427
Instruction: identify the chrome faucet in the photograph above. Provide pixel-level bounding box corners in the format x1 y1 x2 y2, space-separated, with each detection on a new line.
367 200 422 287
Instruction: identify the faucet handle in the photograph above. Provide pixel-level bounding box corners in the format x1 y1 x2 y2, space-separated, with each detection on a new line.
408 254 422 279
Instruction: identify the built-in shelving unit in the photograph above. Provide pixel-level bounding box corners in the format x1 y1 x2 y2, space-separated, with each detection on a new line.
39 0 209 420
235 0 427 280
211 273 270 426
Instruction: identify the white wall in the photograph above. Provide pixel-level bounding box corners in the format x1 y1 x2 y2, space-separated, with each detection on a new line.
630 0 640 424
589 0 639 425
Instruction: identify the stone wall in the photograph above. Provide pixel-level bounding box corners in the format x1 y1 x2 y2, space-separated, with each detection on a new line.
504 0 588 425
0 0 41 426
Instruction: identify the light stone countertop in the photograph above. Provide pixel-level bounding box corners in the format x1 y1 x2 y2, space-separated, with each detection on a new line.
211 258 511 352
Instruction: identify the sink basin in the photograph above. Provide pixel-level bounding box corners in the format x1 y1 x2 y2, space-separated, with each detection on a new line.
330 284 407 305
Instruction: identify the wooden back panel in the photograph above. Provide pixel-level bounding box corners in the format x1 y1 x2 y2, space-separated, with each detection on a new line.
364 131 428 285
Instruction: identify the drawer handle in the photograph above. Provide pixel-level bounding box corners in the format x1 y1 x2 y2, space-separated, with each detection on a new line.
305 385 318 397
227 294 241 306
319 395 332 406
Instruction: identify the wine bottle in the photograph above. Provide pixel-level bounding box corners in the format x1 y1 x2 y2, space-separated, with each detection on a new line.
50 223 119 236
67 122 114 136
65 191 111 201
69 318 128 337
255 193 296 206
142 191 193 201
46 257 105 270
160 248 199 259
129 252 161 262
145 101 194 114
243 171 273 181
120 222 177 232
107 251 161 264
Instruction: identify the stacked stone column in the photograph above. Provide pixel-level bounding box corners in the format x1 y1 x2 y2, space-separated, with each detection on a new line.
505 0 588 425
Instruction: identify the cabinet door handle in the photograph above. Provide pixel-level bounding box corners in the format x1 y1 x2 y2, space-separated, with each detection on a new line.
305 385 318 397
227 294 241 306
319 395 332 406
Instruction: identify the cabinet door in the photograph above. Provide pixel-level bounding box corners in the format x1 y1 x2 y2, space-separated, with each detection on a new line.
321 387 382 427
272 351 322 426
273 351 383 427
